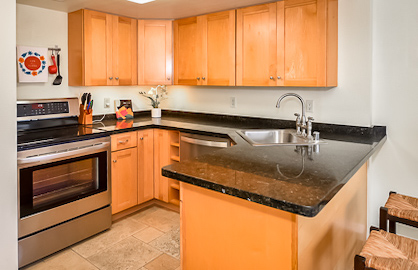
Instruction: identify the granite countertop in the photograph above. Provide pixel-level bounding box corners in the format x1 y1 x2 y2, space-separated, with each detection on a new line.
21 110 386 217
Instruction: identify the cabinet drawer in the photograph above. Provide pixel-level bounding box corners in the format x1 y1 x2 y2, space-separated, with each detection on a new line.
111 132 138 151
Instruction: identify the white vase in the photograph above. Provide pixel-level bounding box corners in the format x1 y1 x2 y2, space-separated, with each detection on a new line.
151 108 161 118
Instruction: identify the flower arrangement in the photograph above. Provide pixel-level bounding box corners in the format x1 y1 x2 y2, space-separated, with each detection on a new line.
139 85 168 108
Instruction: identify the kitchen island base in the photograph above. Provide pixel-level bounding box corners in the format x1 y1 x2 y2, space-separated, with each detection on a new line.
180 164 367 269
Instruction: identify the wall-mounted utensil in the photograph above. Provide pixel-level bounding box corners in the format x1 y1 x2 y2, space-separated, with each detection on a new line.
53 52 62 85
48 52 57 74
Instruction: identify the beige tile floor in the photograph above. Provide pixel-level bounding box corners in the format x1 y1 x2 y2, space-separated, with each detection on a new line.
22 206 181 270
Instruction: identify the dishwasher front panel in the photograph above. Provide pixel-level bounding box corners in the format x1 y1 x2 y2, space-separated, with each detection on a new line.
180 133 230 161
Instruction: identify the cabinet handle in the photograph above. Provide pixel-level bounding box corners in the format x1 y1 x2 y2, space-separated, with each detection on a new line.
277 76 281 79
113 160 117 163
270 76 274 80
197 77 200 80
115 77 119 80
167 77 171 81
140 137 144 140
202 77 206 80
118 139 129 144
109 77 113 80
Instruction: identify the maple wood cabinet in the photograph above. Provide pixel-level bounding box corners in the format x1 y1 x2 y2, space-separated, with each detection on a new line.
236 3 282 86
68 9 138 86
283 0 337 87
137 129 154 204
174 10 235 86
138 20 173 85
153 129 180 203
111 132 138 214
237 0 338 87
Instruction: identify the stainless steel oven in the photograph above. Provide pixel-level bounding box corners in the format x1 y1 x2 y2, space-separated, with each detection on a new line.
18 137 111 267
17 98 112 268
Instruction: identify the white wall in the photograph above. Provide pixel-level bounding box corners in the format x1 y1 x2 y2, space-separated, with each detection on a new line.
368 0 418 239
0 1 18 269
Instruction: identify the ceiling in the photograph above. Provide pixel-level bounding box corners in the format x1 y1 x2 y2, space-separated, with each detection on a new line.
16 0 276 19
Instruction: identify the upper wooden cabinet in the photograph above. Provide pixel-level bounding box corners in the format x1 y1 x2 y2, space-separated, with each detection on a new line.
174 10 235 86
68 9 137 86
237 0 337 87
283 0 338 87
138 20 173 85
236 3 282 86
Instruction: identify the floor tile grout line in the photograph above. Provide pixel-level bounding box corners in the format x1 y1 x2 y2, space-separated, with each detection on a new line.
70 249 101 270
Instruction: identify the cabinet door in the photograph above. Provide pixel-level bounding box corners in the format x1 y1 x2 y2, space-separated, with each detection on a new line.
174 17 201 85
138 20 173 85
111 148 138 214
153 129 171 202
236 3 277 86
200 10 236 86
112 15 138 86
83 10 113 86
138 129 154 204
284 0 337 86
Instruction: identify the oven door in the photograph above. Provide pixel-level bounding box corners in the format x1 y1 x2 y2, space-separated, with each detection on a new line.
17 137 111 238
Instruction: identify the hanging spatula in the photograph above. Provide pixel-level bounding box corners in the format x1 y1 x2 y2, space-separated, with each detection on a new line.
53 52 63 85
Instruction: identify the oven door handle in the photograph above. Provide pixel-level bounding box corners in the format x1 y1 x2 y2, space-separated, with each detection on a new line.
17 142 110 166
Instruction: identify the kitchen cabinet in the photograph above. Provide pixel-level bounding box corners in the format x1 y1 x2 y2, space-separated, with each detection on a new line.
153 129 180 203
137 129 154 204
283 0 338 87
180 164 367 269
138 20 172 85
236 3 282 86
68 9 137 86
174 10 235 86
111 147 138 214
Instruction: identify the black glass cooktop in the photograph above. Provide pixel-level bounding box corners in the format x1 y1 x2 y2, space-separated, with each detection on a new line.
17 117 108 151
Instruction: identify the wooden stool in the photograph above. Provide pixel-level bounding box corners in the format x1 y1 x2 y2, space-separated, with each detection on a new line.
380 192 418 233
354 228 418 270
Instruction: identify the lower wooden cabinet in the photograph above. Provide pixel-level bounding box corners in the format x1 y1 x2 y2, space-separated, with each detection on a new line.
137 129 154 204
153 129 180 203
111 129 180 214
111 147 138 214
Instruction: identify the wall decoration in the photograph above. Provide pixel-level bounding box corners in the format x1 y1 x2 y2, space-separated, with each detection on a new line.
17 46 48 83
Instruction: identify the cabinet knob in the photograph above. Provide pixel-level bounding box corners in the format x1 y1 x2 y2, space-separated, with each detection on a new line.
167 77 171 81
113 160 117 163
140 137 144 140
197 77 200 80
202 77 206 80
109 77 113 80
270 76 274 80
277 76 281 79
115 77 119 80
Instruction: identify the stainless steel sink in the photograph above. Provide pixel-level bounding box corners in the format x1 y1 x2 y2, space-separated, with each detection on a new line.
237 129 322 146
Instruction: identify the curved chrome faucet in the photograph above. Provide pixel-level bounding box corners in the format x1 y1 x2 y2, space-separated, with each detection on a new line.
276 93 307 136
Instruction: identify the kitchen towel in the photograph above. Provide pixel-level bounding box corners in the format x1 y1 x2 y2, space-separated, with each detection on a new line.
17 46 48 83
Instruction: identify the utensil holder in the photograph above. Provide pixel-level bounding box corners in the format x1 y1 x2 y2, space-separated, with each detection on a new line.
78 104 93 125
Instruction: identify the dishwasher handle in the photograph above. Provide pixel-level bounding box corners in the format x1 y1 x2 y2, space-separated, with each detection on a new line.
181 136 229 148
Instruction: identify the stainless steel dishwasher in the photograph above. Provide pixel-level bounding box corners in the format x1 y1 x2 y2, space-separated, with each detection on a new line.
180 132 231 161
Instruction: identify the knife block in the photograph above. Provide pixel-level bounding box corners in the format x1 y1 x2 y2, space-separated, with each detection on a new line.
78 104 92 125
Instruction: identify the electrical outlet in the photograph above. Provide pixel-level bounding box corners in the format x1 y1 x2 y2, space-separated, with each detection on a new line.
230 97 237 108
306 100 313 113
104 98 110 108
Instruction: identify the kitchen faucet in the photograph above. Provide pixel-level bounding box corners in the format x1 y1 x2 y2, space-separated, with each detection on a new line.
276 93 314 139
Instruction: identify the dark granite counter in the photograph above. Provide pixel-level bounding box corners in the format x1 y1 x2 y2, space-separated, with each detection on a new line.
83 110 386 217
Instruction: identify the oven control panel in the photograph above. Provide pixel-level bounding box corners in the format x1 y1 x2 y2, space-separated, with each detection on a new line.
17 102 69 117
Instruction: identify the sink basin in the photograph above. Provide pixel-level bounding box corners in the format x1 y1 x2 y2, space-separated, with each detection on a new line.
237 129 321 146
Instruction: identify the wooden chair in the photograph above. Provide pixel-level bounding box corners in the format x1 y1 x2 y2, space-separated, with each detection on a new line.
354 227 418 270
380 192 418 233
